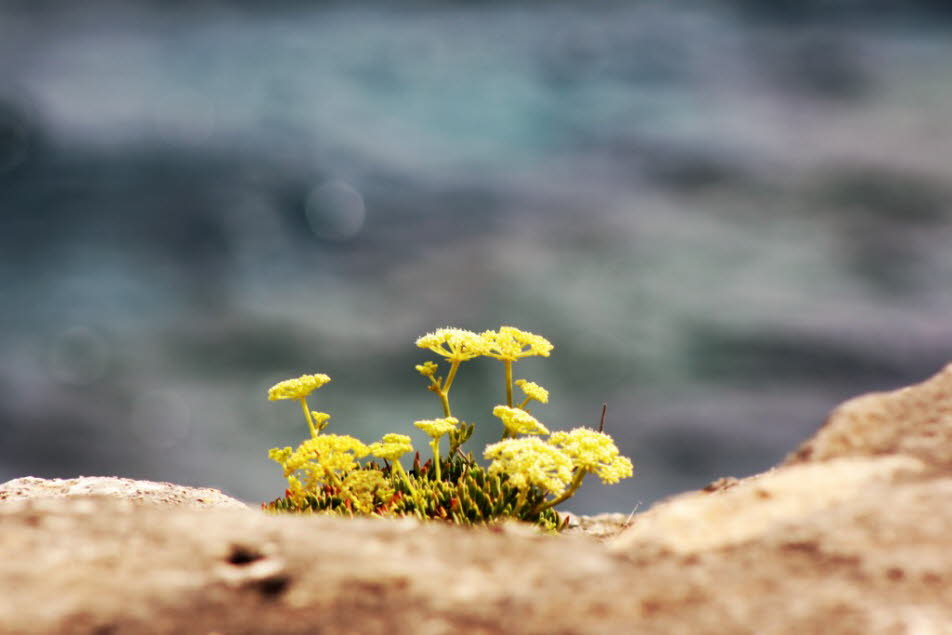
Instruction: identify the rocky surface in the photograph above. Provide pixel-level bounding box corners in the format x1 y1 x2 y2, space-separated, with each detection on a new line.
0 476 250 509
3 362 952 634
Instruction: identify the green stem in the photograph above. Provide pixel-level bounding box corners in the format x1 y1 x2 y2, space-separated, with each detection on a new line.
439 392 452 418
504 360 513 407
535 469 588 513
298 397 317 438
518 397 531 410
391 461 416 496
430 439 442 481
515 487 529 514
443 360 461 394
323 466 343 489
437 360 461 417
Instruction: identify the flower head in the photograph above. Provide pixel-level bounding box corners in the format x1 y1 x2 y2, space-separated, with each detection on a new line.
368 433 414 461
268 373 331 401
341 470 393 514
484 437 573 495
493 405 549 436
413 416 459 439
547 427 634 484
515 379 549 404
416 328 486 362
267 446 293 466
280 434 370 485
415 361 439 378
481 326 553 361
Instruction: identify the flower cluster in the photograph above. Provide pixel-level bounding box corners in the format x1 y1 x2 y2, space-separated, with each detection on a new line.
368 433 414 462
269 434 370 489
414 417 460 438
484 437 573 495
480 326 553 361
516 379 549 405
264 326 633 530
415 328 486 362
493 405 549 436
548 428 634 484
268 374 331 401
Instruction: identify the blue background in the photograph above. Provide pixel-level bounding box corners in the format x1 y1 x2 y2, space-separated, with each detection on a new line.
2 0 951 514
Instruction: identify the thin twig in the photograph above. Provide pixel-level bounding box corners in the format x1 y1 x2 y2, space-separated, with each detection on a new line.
624 502 641 527
598 403 607 433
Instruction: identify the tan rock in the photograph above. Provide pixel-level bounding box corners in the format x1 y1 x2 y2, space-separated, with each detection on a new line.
0 496 635 635
609 455 925 553
3 362 952 634
0 476 249 509
784 361 952 469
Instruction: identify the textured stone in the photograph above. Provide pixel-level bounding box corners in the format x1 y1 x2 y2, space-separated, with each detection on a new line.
3 362 952 634
785 361 952 469
0 476 249 509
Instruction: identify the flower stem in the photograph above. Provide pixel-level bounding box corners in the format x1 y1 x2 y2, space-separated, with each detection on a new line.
391 461 416 496
504 360 513 407
430 439 442 481
443 360 461 394
298 397 317 437
515 487 529 514
432 360 462 418
535 469 588 513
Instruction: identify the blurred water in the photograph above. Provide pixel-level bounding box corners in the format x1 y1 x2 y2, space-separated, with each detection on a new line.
1 2 951 514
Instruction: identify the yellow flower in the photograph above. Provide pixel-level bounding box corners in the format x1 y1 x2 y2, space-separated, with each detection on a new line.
267 374 331 401
368 433 414 461
415 328 486 362
515 379 549 404
267 446 293 465
480 326 553 362
285 475 306 502
413 416 459 439
281 434 370 489
415 361 439 378
484 437 573 495
493 405 549 436
341 470 393 514
547 427 634 484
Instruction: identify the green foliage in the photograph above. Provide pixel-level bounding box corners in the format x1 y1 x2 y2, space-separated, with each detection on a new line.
265 453 568 532
262 326 632 532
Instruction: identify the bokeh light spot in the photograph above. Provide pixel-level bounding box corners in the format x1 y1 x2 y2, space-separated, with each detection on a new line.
304 180 366 241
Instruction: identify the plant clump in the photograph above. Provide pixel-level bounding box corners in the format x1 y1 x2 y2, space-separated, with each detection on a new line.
263 326 633 531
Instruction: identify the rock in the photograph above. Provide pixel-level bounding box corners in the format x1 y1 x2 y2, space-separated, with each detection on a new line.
607 362 952 632
0 496 640 635
0 476 249 509
784 361 952 469
2 363 952 633
610 455 925 553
